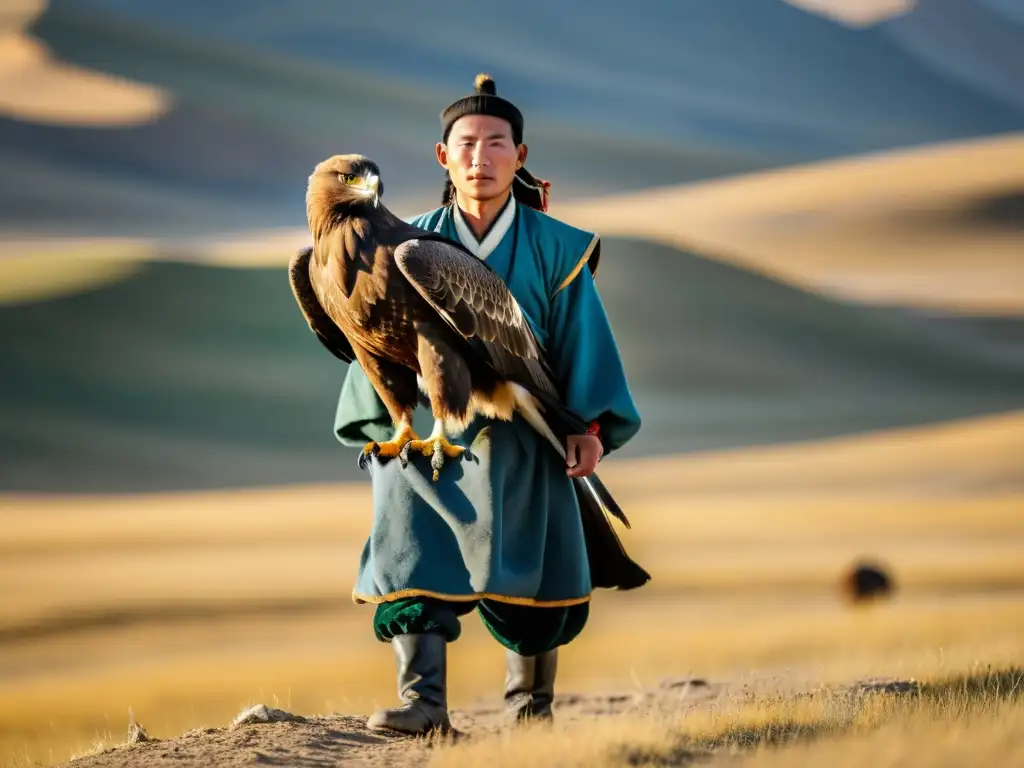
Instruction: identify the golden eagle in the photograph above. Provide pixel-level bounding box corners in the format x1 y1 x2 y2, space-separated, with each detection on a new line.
289 154 649 590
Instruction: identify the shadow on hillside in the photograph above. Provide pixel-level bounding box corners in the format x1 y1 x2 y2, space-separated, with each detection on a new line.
1 237 1022 492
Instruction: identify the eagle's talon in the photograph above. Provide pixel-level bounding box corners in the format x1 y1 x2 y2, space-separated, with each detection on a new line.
362 425 417 467
400 435 466 481
431 447 445 474
433 436 468 481
398 442 412 468
440 441 465 459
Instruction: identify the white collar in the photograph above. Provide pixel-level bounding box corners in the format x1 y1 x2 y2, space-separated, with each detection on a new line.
452 195 517 260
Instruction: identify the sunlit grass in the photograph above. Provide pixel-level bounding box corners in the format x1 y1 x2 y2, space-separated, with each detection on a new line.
2 582 1022 765
431 666 1024 767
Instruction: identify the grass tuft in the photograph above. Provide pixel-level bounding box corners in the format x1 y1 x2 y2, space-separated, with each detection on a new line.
431 666 1024 767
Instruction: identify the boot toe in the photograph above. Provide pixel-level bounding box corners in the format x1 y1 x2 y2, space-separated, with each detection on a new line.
367 703 449 735
506 698 554 725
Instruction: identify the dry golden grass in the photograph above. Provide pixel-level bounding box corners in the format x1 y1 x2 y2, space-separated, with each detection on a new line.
431 666 1024 767
1 412 1022 765
3 592 1023 766
731 696 1024 768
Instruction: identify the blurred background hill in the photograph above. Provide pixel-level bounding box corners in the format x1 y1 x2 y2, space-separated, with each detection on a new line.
4 0 1024 235
1 0 1022 492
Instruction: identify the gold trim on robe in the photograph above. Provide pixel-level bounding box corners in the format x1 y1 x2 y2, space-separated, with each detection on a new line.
553 233 601 296
352 588 592 608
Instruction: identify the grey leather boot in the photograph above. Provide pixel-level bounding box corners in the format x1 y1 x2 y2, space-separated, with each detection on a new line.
367 633 452 735
504 648 557 723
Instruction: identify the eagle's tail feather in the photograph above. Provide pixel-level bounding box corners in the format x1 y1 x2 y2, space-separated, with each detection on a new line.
575 477 651 590
509 383 565 456
513 384 630 529
509 384 650 592
582 472 630 530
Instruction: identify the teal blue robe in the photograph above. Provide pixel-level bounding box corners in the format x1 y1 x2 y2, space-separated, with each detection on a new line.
333 199 642 608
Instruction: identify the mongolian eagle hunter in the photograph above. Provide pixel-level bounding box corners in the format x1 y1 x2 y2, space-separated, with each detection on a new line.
289 154 650 591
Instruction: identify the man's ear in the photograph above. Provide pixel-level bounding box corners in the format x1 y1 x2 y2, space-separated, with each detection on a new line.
516 144 528 169
435 142 448 169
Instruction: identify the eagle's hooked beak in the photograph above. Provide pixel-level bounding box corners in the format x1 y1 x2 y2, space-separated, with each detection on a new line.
364 174 380 207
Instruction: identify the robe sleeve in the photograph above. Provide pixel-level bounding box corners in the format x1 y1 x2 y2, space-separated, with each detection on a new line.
333 362 394 447
546 251 642 455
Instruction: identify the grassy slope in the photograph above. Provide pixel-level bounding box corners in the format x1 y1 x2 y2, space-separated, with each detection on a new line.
433 667 1024 767
1 235 1022 492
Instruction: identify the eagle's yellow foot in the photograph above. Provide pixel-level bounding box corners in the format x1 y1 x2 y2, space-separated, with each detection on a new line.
373 435 417 460
399 432 466 481
358 423 418 471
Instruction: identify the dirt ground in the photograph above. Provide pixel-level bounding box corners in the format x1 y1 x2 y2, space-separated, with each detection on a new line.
57 672 798 767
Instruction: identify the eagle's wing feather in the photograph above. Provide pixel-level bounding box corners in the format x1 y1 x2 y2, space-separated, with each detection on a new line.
288 245 356 363
394 238 559 398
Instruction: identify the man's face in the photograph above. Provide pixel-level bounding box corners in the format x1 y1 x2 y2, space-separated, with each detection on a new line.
437 114 527 203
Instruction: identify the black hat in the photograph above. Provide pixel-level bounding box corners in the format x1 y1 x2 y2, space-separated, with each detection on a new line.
441 73 524 145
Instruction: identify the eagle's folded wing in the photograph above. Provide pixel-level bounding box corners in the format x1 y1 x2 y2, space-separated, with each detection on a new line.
288 245 356 363
394 238 558 399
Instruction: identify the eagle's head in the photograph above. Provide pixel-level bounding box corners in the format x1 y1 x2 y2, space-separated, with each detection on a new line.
308 154 384 211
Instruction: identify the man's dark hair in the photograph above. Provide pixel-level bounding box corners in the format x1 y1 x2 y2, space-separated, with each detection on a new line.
441 73 523 145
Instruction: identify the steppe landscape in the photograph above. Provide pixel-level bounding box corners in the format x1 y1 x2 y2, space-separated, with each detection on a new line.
2 1 1022 766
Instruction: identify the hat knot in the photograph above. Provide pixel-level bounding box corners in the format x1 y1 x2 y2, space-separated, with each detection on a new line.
474 73 496 95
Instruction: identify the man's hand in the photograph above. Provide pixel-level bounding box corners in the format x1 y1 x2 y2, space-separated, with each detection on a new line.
566 434 603 478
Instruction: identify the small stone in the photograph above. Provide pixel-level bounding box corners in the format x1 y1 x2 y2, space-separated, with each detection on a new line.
850 678 921 696
127 708 152 744
231 703 308 728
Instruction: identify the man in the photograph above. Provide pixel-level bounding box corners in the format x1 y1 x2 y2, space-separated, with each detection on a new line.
333 73 641 734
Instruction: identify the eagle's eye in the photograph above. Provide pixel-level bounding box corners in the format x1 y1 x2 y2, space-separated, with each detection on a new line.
338 173 360 185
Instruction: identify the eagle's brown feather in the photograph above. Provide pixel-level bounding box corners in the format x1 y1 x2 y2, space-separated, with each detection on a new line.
288 246 354 363
394 238 560 401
